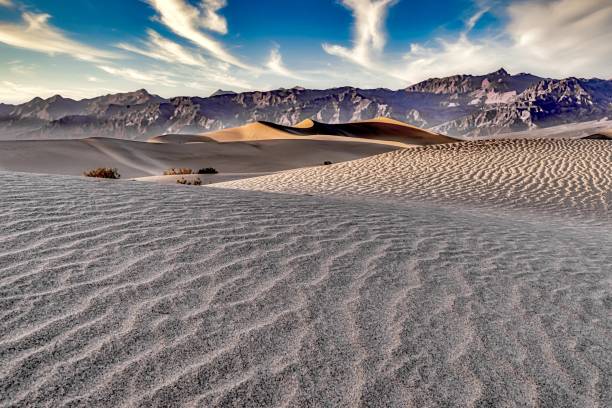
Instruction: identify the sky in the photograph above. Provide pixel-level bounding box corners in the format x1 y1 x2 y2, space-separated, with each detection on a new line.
0 0 610 103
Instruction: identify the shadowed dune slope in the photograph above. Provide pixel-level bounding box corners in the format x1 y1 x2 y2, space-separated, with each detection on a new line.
0 137 396 178
0 172 610 406
213 139 612 219
582 130 612 140
151 118 456 147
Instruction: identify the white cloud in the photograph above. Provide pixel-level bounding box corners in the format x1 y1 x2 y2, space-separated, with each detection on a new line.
0 0 13 7
322 0 396 69
505 0 612 76
266 46 303 80
118 29 207 67
0 12 116 62
145 0 250 69
399 0 612 82
321 0 611 84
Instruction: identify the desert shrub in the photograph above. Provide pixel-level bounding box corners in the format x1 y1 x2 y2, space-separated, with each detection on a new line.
197 167 218 174
164 168 193 175
323 161 333 165
83 167 120 179
177 177 202 186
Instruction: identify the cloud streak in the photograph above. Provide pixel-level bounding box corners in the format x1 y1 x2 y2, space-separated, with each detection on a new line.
0 12 117 62
145 0 250 69
118 29 207 67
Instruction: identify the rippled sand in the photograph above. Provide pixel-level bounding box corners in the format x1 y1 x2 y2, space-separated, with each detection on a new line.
1 138 611 407
215 139 611 219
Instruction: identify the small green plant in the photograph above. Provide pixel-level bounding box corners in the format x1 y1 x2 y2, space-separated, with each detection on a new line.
177 177 202 186
197 167 218 174
83 167 120 179
164 168 193 175
323 161 333 165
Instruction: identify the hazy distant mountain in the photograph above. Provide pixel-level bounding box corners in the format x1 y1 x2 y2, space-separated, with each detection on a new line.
1 69 610 140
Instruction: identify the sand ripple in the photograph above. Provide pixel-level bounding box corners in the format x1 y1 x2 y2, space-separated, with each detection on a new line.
0 172 610 406
213 139 612 220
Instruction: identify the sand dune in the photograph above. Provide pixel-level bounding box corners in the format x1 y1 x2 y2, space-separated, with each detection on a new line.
0 137 395 178
151 118 456 148
0 171 609 406
214 139 612 219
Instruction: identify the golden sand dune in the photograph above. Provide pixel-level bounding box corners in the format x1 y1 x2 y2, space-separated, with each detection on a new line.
0 171 610 406
213 139 612 219
0 137 395 178
150 118 456 148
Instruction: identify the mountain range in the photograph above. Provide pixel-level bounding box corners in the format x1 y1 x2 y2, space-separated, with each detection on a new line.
1 68 610 140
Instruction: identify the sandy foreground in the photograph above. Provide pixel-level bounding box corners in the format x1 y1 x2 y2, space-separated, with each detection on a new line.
0 139 611 407
0 137 396 179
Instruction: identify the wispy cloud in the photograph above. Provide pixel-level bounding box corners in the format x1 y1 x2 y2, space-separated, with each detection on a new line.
266 46 304 80
0 12 117 62
0 0 13 7
322 0 396 70
118 29 207 67
145 0 250 69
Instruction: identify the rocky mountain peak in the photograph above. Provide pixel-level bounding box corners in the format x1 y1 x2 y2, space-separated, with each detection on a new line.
491 68 510 77
211 89 237 97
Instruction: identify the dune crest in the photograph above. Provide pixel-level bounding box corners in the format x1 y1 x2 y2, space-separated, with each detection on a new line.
151 118 456 148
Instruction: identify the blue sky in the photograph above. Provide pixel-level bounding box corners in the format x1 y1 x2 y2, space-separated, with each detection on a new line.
0 0 610 103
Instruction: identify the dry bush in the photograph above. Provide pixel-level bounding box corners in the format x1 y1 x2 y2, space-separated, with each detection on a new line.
323 161 333 165
164 168 193 175
83 167 120 179
177 177 202 186
197 167 218 174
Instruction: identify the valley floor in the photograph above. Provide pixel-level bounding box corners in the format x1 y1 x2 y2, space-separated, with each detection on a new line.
0 139 610 407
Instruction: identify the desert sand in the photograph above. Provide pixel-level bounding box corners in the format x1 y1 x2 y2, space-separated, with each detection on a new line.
0 137 395 178
0 135 610 406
